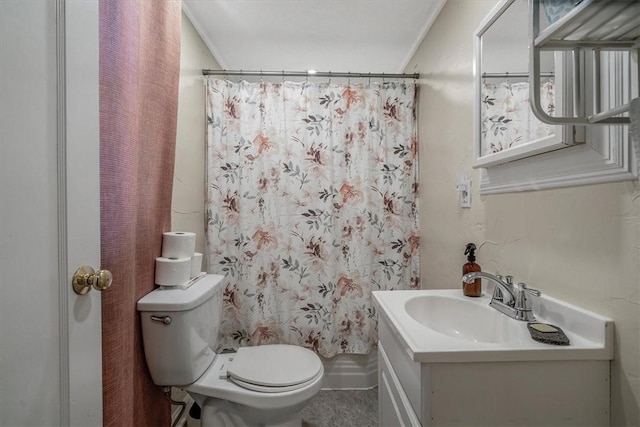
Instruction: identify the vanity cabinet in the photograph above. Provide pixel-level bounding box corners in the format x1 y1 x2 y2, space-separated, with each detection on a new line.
377 314 611 426
378 317 426 426
378 343 420 427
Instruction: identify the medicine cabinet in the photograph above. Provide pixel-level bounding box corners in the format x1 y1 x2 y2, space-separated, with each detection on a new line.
474 0 639 194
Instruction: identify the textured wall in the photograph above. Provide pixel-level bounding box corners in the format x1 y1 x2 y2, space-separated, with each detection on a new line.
405 1 640 425
172 12 221 263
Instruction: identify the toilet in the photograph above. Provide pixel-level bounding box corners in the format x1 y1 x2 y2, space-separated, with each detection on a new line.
137 274 324 427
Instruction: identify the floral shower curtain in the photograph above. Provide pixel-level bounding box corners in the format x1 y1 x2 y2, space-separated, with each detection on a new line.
481 79 555 156
205 79 419 358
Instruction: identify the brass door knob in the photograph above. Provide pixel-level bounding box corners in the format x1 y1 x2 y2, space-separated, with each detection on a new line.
72 265 113 295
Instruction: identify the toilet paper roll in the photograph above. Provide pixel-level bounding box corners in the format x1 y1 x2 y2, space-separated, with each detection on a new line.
191 252 203 278
155 257 192 286
162 231 196 259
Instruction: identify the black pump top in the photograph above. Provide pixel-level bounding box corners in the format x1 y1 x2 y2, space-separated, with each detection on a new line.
464 243 477 262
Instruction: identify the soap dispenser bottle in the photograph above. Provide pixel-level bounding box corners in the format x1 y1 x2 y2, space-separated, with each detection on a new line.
463 243 481 297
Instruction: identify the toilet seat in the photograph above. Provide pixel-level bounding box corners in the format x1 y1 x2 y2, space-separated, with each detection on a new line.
229 374 321 393
185 345 324 411
226 344 323 393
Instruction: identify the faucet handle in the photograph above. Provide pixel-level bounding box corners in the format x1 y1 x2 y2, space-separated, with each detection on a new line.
518 283 540 297
504 275 514 286
514 283 541 321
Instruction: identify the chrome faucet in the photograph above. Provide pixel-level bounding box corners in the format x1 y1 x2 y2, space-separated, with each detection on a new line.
461 272 541 321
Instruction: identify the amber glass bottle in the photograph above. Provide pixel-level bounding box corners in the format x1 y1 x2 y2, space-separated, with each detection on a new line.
462 243 481 297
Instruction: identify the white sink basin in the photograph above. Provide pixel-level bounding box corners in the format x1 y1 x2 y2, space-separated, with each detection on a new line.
405 295 517 343
373 289 613 363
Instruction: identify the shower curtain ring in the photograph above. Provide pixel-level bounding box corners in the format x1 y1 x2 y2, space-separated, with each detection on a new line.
282 70 285 83
368 73 371 85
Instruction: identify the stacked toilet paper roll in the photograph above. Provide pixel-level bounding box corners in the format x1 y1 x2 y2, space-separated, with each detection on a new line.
161 231 196 258
155 231 202 287
155 256 191 287
191 252 203 278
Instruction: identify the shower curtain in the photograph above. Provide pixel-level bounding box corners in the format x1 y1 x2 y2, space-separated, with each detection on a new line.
205 79 419 358
481 79 555 156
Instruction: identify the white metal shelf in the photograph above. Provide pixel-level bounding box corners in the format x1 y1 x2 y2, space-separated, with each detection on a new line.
536 0 640 49
529 0 640 125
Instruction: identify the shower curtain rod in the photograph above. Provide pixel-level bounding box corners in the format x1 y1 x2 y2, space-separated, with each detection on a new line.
202 69 420 79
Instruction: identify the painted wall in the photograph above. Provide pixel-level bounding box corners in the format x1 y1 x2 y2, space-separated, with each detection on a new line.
405 1 639 425
169 13 222 413
172 12 221 264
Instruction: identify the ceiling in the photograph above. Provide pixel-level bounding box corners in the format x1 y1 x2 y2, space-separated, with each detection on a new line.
182 0 447 74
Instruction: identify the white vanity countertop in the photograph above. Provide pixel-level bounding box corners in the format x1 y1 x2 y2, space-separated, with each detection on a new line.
373 289 614 363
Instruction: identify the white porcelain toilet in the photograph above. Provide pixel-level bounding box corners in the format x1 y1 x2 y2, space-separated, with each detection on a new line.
137 274 324 427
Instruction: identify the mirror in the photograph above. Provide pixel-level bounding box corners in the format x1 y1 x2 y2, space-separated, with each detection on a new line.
473 0 637 194
473 0 573 168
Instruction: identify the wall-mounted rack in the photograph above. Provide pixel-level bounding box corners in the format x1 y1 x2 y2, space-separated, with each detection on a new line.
529 0 640 125
482 72 555 79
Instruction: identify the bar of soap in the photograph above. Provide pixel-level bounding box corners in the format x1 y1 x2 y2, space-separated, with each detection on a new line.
527 322 570 346
529 323 559 333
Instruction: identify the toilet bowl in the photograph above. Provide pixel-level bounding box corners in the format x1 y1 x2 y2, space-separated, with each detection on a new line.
137 274 324 427
188 347 324 427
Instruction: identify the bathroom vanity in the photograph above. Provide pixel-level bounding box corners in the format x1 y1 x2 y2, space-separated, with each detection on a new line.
373 289 613 426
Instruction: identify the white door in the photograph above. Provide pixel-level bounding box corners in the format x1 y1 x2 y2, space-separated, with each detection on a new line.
0 1 103 426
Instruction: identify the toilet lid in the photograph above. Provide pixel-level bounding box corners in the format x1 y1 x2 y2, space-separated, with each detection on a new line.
226 344 322 392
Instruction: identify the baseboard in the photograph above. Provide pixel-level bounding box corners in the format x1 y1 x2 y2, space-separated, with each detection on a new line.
320 353 378 390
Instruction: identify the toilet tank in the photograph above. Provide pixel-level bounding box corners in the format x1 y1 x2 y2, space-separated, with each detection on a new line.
137 274 227 386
